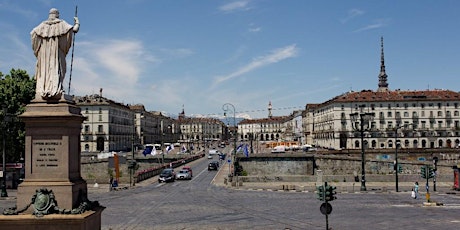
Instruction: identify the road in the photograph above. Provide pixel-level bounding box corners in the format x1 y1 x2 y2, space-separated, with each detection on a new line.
2 153 460 229
87 155 460 230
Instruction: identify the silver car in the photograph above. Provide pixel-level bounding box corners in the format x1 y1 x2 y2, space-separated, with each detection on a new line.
175 169 192 180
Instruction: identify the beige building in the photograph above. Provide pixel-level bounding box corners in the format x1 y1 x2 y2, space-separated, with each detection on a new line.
177 108 225 149
238 102 304 144
129 104 178 147
76 92 179 153
305 38 460 150
75 93 135 153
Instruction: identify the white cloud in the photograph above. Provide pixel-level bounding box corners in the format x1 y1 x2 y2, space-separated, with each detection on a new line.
213 44 299 86
353 19 389 32
340 9 364 24
70 39 159 98
248 27 261 33
219 1 251 13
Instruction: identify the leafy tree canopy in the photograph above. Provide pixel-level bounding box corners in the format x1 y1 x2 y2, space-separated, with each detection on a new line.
0 68 35 163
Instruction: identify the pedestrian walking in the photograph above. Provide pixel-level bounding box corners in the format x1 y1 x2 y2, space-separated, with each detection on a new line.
109 176 114 192
413 181 419 199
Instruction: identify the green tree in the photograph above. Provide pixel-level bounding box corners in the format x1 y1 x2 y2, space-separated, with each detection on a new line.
0 68 35 163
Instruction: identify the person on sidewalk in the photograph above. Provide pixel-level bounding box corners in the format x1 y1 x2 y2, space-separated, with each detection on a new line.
413 181 419 199
109 176 114 192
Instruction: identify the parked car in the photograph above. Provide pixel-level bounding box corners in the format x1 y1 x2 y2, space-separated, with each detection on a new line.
158 168 175 183
175 169 192 180
208 162 219 171
209 149 219 155
182 166 193 177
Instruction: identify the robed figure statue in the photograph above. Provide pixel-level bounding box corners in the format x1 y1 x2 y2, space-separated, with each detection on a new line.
31 8 79 100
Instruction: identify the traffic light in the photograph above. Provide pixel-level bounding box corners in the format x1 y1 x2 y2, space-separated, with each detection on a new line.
421 165 434 179
397 164 402 173
325 185 337 201
428 166 435 179
128 160 137 169
316 185 325 201
421 165 427 179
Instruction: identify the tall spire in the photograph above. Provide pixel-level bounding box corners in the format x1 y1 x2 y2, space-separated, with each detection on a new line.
178 104 185 120
268 101 272 119
377 36 389 92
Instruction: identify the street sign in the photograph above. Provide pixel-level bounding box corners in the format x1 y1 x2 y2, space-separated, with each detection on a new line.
320 202 332 215
227 159 231 164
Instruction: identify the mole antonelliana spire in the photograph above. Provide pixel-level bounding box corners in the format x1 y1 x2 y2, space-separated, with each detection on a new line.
377 36 389 92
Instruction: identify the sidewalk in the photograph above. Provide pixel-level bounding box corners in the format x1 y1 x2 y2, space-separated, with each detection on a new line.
211 163 456 194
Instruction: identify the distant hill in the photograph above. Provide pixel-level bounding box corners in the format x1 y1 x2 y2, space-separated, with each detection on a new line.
162 112 245 126
220 117 245 126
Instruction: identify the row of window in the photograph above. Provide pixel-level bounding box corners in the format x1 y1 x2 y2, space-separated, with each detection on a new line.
345 102 460 111
340 110 459 119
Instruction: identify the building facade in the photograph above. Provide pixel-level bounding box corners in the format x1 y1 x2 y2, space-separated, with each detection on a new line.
76 93 135 153
177 108 225 149
307 37 460 150
130 104 179 148
310 89 460 150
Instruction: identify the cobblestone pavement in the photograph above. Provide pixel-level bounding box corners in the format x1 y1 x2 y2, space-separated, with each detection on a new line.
2 156 459 230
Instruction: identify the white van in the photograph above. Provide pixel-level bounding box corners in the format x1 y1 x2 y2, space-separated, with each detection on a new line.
271 145 286 153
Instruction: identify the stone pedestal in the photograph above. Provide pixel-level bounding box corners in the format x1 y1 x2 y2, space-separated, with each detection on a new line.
0 206 104 230
16 97 89 213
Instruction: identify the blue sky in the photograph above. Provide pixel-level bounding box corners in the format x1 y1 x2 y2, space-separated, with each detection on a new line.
0 0 459 119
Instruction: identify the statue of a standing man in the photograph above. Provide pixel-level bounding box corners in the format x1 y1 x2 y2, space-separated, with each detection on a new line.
31 8 79 100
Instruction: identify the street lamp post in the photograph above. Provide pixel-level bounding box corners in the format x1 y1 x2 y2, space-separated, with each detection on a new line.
394 123 414 192
249 133 254 154
130 114 142 187
350 110 375 191
433 156 438 192
222 103 236 176
161 120 165 166
394 123 409 192
1 106 10 197
160 121 172 167
394 126 400 193
130 123 134 187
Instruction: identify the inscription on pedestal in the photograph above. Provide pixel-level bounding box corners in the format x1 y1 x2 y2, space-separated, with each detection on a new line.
33 140 62 171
